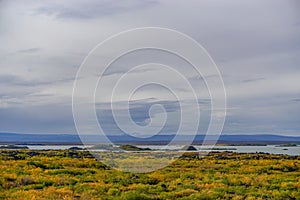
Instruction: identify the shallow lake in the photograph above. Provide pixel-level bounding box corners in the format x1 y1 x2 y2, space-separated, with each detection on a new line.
21 144 300 156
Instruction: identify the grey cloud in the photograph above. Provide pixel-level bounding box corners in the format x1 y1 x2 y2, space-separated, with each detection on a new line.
16 48 40 54
0 91 53 100
34 0 158 20
102 67 155 77
0 74 74 87
0 74 74 108
0 104 76 134
188 74 222 83
95 98 181 134
198 99 210 105
223 93 300 135
0 74 20 84
224 107 300 135
242 77 265 83
95 97 213 135
0 91 39 99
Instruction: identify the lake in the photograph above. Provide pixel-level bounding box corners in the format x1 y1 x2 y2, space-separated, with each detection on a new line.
20 144 300 156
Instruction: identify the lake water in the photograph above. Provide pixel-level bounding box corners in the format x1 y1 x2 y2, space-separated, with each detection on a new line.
25 145 90 150
195 145 300 156
20 145 300 156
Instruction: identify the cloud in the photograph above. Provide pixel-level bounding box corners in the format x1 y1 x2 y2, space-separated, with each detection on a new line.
93 97 215 135
102 67 155 77
16 48 40 54
0 73 75 109
0 74 74 87
0 104 75 134
242 77 265 83
33 0 158 20
0 0 299 135
96 98 180 129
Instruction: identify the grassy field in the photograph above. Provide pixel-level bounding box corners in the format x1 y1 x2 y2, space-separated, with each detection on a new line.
0 150 299 200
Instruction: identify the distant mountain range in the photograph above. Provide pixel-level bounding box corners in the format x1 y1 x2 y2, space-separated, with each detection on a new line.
0 132 300 145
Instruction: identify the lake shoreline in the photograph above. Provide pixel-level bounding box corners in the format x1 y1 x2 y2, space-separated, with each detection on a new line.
1 143 299 156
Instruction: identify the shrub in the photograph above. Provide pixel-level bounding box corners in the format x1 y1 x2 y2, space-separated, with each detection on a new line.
20 177 35 185
107 188 120 196
26 161 47 170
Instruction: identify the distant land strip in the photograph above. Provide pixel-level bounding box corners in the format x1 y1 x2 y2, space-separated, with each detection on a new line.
0 132 300 145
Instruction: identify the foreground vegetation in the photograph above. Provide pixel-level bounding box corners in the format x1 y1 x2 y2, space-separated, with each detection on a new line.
0 150 299 200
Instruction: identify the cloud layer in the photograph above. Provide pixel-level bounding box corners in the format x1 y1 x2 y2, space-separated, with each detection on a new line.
0 0 299 136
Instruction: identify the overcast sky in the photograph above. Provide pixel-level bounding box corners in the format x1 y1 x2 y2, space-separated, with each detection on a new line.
0 0 299 136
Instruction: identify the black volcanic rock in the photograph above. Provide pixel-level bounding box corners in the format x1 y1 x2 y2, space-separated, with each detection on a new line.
119 144 151 151
182 145 197 151
68 147 84 151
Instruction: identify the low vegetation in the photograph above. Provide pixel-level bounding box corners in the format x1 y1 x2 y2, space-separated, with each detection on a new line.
0 150 299 199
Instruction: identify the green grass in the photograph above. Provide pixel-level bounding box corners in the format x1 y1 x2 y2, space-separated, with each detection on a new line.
0 150 299 199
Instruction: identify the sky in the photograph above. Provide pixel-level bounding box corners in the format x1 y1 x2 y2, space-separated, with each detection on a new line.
0 0 300 136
